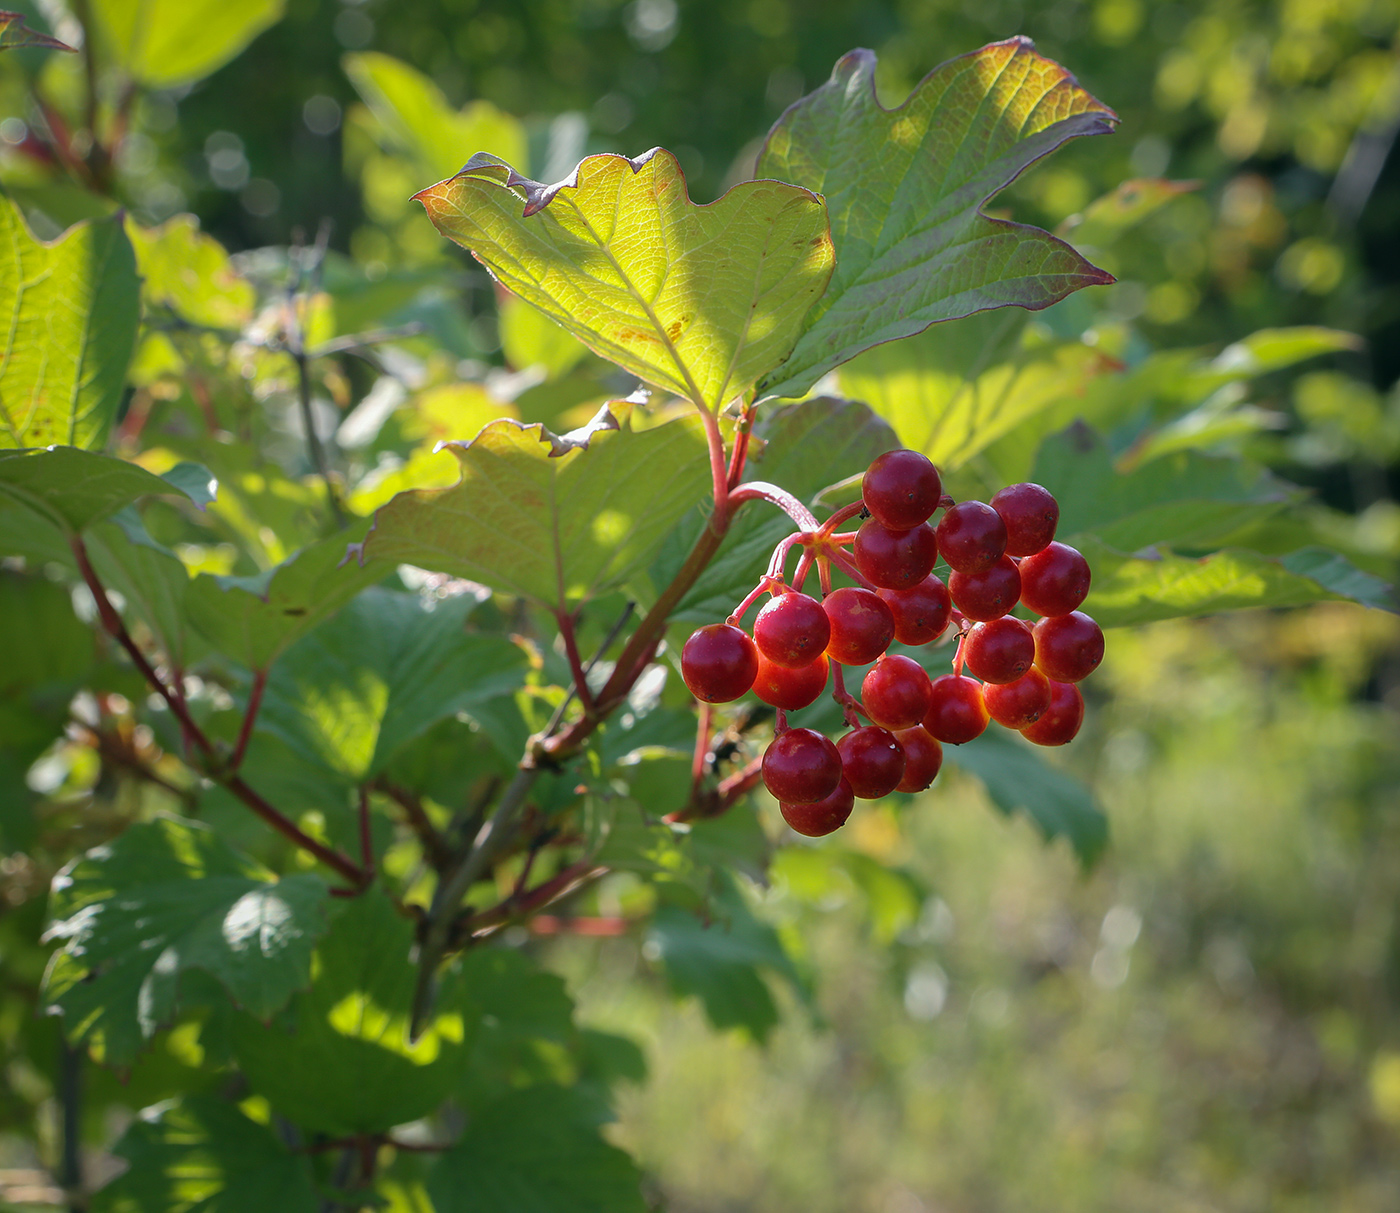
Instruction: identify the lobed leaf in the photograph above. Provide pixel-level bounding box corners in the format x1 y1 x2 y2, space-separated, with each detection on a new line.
0 200 139 450
756 38 1117 399
415 149 834 410
356 402 710 610
0 11 75 50
88 0 284 88
42 816 330 1066
126 215 256 330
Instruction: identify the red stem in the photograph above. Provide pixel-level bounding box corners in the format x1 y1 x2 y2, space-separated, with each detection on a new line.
228 668 266 773
728 480 820 531
819 500 866 536
555 610 596 712
358 787 376 880
825 547 881 593
692 702 713 789
726 404 754 490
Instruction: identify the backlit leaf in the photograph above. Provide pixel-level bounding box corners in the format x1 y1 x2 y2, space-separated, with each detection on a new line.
0 11 74 50
127 215 255 330
0 200 139 450
357 402 710 609
415 149 833 410
0 447 209 533
43 816 330 1066
757 38 1117 399
89 0 284 88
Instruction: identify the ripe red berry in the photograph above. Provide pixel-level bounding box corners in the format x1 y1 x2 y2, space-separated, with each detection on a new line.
990 482 1059 557
753 590 831 669
982 668 1052 729
752 650 829 710
1018 542 1091 617
893 726 943 792
1020 680 1084 746
823 587 895 665
923 675 990 744
861 654 933 730
781 778 855 836
681 623 759 703
853 519 937 591
837 727 906 799
949 555 1020 622
1032 611 1104 683
862 449 942 531
762 727 842 804
878 576 952 646
962 617 1035 685
935 501 1007 574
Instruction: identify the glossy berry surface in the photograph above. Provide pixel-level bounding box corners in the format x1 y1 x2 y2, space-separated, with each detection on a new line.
1019 541 1091 617
963 617 1035 685
762 728 842 804
1021 680 1084 746
781 778 855 837
837 727 906 800
753 591 831 669
990 482 1059 557
949 555 1021 622
923 675 990 744
1033 611 1104 682
853 519 938 590
982 667 1052 729
935 501 1007 574
878 576 952 646
862 449 942 531
823 587 896 665
893 726 943 792
861 654 933 730
751 651 828 710
680 623 758 703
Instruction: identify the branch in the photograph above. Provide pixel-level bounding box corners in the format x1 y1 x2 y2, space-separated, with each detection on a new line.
377 781 455 873
228 668 266 774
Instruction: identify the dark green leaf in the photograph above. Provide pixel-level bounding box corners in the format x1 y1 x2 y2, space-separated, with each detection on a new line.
93 1096 317 1213
757 39 1117 398
0 447 203 534
43 816 330 1066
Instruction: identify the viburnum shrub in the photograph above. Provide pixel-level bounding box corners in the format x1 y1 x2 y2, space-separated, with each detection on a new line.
0 13 1388 1209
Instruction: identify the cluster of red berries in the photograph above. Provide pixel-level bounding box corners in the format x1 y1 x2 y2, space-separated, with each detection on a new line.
680 449 1104 838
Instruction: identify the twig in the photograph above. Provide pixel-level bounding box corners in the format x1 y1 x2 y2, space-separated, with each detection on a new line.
556 609 596 713
57 1037 81 1212
228 668 266 774
541 601 635 735
378 781 454 872
357 788 375 883
308 323 428 358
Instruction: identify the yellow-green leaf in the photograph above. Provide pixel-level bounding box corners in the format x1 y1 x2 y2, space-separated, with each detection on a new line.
89 0 284 88
415 149 834 411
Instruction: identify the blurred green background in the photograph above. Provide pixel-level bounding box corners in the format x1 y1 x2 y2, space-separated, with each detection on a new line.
2 0 1399 1209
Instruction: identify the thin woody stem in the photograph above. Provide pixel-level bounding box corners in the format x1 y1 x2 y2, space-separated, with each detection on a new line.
556 609 596 712
228 668 266 773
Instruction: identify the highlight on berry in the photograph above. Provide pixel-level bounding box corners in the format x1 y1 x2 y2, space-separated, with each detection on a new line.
677 448 1103 838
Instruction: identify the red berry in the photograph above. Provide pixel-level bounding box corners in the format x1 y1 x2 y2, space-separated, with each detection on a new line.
853 519 937 590
923 675 990 744
862 449 942 530
681 623 758 703
752 650 829 710
893 726 943 792
1032 611 1104 683
982 668 1052 729
1021 681 1084 746
861 654 933 730
990 482 1059 556
935 501 1006 573
962 618 1035 685
762 728 842 804
949 555 1020 622
781 778 855 836
837 727 906 799
753 590 831 669
1019 542 1091 617
878 576 952 646
823 587 895 666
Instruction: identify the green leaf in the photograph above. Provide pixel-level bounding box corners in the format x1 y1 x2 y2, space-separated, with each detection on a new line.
0 12 75 50
358 403 710 609
756 38 1117 399
945 729 1107 865
499 292 589 380
126 215 255 330
43 816 330 1066
773 847 925 944
0 200 139 449
1058 178 1198 250
662 396 899 622
344 51 527 185
185 528 385 670
93 1096 318 1213
86 512 194 664
232 890 476 1136
1083 541 1394 627
89 0 285 88
0 447 204 534
415 150 833 411
250 587 527 781
427 1085 647 1213
1031 425 1297 553
837 311 1115 471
